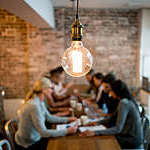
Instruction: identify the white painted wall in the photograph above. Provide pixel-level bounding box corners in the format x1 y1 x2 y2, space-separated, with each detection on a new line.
4 99 24 120
24 0 55 28
0 0 55 28
139 9 150 83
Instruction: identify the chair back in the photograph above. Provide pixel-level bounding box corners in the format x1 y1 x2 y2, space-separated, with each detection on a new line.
0 139 11 150
4 119 18 150
142 115 150 149
143 115 150 137
145 127 150 150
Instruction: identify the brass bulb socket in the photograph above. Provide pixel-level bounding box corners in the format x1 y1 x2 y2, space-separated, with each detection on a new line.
71 19 83 41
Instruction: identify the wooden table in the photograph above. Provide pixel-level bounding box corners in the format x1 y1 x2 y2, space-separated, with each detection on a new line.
47 84 120 150
47 135 121 150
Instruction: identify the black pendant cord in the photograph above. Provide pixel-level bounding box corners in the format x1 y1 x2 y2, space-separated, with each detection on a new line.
72 0 82 41
76 0 79 19
72 0 75 22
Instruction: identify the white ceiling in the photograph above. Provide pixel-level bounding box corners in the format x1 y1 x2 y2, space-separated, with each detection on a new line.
52 0 150 8
0 0 55 28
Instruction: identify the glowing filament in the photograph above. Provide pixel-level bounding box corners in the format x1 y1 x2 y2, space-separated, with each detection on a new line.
71 51 82 73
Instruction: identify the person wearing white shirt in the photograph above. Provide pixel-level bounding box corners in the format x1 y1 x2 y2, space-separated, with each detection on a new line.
49 67 72 100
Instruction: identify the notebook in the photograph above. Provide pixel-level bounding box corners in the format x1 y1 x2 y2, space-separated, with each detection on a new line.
79 125 106 132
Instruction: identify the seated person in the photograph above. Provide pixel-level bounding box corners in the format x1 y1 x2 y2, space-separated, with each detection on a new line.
81 80 143 150
41 77 70 116
93 73 104 98
83 73 119 120
48 66 72 101
82 72 104 108
15 78 77 150
85 69 95 94
96 73 119 117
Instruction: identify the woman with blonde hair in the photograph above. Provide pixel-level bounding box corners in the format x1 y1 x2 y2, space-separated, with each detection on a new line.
15 78 77 150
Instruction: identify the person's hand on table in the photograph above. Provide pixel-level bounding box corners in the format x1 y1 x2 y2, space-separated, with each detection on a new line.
68 117 78 123
67 126 78 135
95 109 103 113
73 92 80 97
82 99 91 106
57 107 70 111
87 122 97 126
59 110 71 116
79 130 95 137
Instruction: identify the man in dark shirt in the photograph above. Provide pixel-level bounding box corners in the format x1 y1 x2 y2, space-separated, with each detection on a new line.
96 73 119 116
97 91 119 114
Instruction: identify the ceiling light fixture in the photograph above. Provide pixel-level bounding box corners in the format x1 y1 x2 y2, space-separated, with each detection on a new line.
61 0 93 77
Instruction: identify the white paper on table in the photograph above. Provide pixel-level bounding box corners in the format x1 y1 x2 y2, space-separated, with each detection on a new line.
79 125 106 133
56 124 68 130
86 118 103 123
56 120 80 131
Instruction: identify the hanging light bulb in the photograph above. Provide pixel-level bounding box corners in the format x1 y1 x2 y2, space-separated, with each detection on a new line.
61 0 93 77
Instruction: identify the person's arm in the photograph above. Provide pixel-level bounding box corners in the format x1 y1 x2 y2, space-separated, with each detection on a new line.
96 116 113 127
96 112 113 117
54 111 70 117
46 94 57 107
88 102 98 109
47 94 69 108
95 100 129 135
46 110 69 124
96 86 103 102
86 85 93 94
64 82 73 89
96 95 103 109
82 97 98 109
31 105 67 137
49 107 69 112
53 92 70 101
56 88 68 96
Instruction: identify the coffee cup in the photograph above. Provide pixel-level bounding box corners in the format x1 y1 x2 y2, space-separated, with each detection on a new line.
73 89 79 94
84 107 89 114
80 115 88 126
75 119 81 126
69 108 75 117
70 100 77 109
76 103 82 112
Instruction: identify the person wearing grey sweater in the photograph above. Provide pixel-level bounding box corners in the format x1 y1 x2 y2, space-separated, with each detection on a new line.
15 78 77 150
80 80 144 149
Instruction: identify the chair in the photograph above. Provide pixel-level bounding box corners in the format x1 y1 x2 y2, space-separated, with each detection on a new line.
137 104 150 149
4 119 18 150
0 139 11 150
142 115 150 150
145 127 150 150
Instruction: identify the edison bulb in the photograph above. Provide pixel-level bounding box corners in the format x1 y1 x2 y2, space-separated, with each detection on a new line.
61 41 93 77
1 90 5 96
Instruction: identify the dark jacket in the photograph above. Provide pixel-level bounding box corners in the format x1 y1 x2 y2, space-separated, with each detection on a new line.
97 91 119 114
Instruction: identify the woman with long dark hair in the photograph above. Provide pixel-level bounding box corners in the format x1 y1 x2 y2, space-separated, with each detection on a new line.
80 80 143 149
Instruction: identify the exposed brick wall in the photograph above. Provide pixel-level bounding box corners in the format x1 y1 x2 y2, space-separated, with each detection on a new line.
0 9 30 98
0 8 141 98
0 8 65 98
